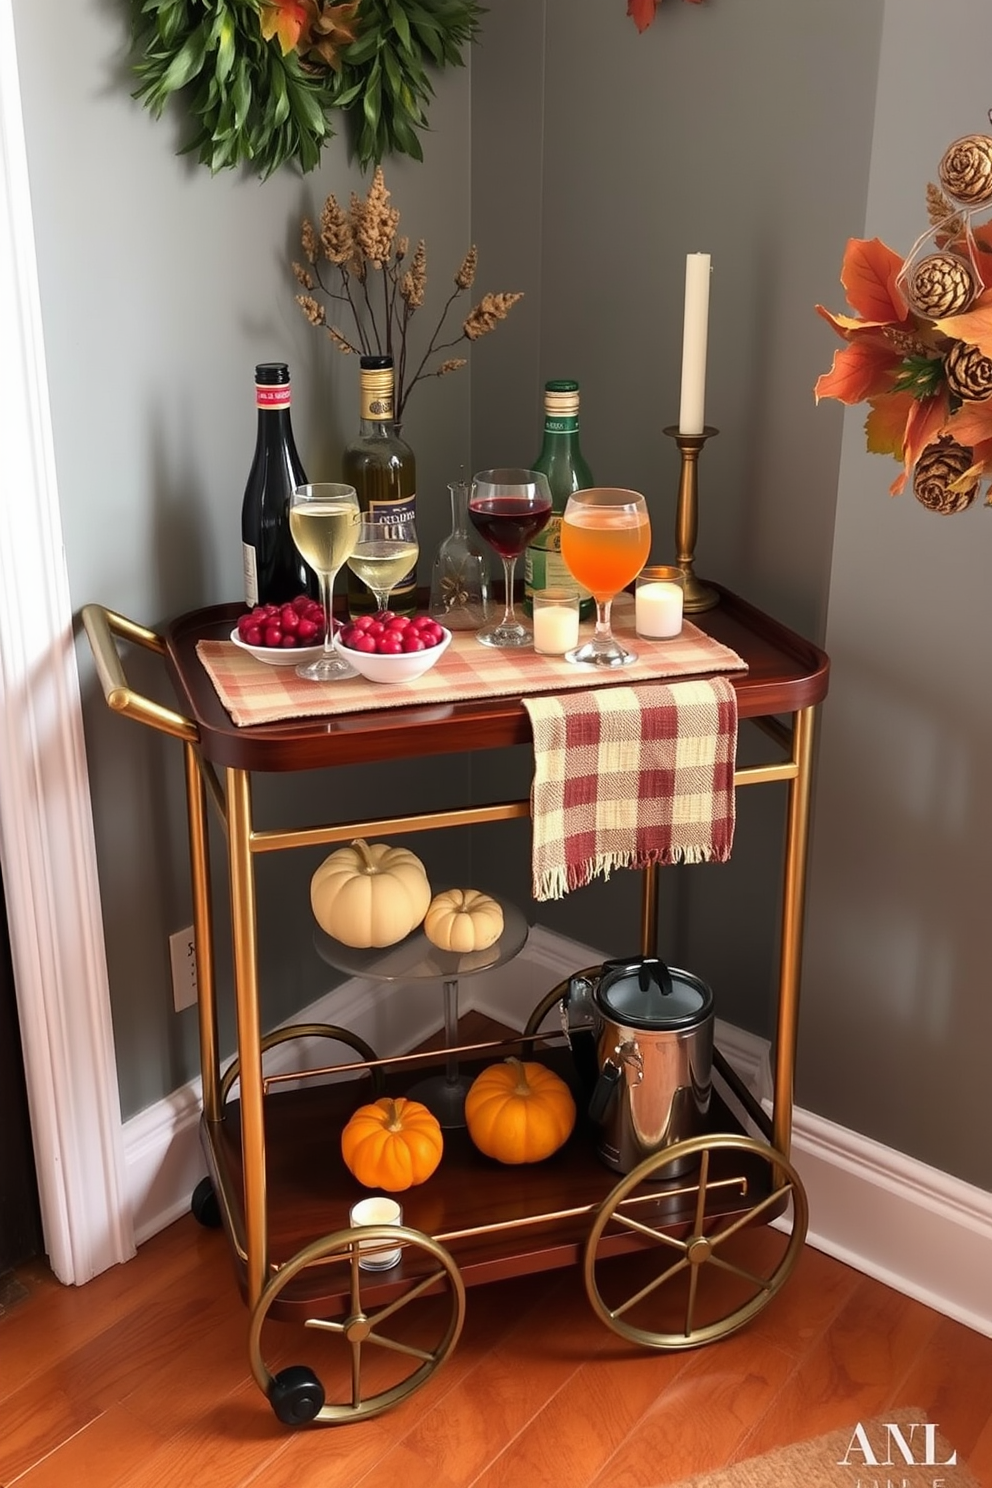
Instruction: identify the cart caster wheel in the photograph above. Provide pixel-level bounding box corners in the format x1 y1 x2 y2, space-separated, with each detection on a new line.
248 1225 465 1424
190 1176 222 1229
584 1133 808 1352
269 1365 326 1425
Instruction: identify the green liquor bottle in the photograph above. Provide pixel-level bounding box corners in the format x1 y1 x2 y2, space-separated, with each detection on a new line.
524 379 595 619
342 355 417 616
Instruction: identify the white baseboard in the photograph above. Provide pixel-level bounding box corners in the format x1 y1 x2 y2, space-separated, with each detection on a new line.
790 1107 992 1340
122 926 992 1339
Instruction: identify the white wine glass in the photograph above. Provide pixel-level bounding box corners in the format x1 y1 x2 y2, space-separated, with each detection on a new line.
288 483 361 681
560 487 651 666
468 468 552 648
346 515 419 616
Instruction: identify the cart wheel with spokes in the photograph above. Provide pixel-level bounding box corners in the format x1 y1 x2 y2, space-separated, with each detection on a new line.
248 1225 466 1425
583 1132 808 1351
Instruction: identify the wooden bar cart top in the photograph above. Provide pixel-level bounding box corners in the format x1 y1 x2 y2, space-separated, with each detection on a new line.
158 583 829 773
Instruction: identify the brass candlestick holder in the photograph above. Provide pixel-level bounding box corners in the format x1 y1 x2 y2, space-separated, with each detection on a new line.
663 425 719 613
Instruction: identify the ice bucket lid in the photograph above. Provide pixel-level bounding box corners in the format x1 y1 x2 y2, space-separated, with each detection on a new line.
594 956 713 1031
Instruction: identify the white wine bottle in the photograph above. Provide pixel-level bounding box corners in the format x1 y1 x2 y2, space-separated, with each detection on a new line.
342 356 417 616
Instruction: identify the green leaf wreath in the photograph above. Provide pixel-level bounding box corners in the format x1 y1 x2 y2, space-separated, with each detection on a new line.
128 0 483 180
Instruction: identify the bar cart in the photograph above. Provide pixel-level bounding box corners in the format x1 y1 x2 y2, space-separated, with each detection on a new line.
82 585 829 1427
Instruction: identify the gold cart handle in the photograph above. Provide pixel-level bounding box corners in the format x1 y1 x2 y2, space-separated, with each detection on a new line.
81 603 198 744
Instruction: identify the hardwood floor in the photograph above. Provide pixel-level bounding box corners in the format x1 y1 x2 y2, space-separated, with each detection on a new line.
2 1213 991 1488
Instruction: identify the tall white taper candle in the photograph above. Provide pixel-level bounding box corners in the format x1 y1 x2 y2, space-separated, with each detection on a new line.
678 253 711 435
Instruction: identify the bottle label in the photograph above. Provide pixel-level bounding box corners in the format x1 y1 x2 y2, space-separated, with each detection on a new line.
256 384 291 410
524 515 592 603
543 414 580 435
366 493 415 523
243 542 259 607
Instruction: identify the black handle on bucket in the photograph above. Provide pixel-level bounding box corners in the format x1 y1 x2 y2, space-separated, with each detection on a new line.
588 1061 622 1125
599 956 675 999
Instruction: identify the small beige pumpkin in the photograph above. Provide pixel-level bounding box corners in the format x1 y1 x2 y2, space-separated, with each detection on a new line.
311 838 431 949
423 888 504 953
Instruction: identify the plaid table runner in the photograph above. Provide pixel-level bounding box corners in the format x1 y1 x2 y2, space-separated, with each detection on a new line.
522 677 738 901
195 599 747 728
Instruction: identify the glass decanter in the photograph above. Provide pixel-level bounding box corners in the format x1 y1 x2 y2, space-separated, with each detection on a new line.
428 479 491 629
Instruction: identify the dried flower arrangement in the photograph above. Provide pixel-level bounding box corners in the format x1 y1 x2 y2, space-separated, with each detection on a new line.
816 129 992 515
293 167 523 421
128 0 481 179
628 0 703 33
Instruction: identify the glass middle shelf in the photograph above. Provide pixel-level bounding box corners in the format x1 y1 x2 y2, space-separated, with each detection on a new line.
312 891 531 1128
312 891 530 983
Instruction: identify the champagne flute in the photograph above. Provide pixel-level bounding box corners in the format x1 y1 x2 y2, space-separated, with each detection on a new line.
346 515 419 616
288 483 361 681
560 487 651 666
468 468 552 648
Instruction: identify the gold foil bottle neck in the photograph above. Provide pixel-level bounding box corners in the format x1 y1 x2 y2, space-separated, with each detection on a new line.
544 385 580 418
360 365 395 420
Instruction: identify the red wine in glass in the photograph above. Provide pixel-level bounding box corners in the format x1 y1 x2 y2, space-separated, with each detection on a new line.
468 495 552 559
468 469 553 648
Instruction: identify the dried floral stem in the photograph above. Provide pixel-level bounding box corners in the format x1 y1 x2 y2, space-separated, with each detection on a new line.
294 166 522 421
402 283 472 404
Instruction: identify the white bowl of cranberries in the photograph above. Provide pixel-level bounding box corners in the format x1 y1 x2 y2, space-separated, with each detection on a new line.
231 595 334 665
333 611 451 682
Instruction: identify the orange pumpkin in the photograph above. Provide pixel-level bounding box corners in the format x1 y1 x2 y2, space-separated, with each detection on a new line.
341 1096 443 1191
464 1058 576 1165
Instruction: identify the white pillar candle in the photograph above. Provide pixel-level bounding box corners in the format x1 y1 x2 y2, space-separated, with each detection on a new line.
533 602 580 655
678 253 711 436
636 580 684 639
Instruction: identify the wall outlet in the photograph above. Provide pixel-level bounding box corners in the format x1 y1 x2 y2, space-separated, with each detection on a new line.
169 926 198 1012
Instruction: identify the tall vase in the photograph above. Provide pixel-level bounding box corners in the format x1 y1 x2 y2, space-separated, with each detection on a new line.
428 479 490 630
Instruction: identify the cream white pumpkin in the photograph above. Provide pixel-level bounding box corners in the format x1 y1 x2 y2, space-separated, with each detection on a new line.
310 839 431 948
423 888 504 953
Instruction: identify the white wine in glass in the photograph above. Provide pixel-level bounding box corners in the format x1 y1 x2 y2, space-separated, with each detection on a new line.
289 483 361 681
346 517 419 615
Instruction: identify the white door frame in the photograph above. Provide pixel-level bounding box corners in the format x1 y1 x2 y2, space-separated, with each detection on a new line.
0 0 134 1283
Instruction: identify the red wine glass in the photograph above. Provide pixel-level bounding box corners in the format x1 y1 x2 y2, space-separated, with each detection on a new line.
468 468 552 648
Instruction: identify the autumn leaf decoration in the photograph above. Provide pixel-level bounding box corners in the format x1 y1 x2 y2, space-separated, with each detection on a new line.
260 1 360 69
628 0 704 33
816 131 992 514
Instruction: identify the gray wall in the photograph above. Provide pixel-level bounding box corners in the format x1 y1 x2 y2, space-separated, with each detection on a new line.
13 0 992 1194
11 0 479 1115
471 0 992 1193
799 0 992 1188
470 1 884 1041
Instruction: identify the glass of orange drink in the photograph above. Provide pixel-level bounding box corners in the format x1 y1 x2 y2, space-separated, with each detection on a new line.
560 487 650 666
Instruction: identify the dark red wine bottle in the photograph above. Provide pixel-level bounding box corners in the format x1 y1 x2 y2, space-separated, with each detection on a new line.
241 363 318 606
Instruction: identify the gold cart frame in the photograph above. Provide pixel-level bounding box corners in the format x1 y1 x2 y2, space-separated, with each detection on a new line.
83 586 828 1412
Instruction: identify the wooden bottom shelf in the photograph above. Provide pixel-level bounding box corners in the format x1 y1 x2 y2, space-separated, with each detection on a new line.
204 1048 781 1322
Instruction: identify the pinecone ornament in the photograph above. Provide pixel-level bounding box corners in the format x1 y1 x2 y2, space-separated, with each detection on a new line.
904 253 977 317
945 341 992 401
912 436 978 515
938 135 992 207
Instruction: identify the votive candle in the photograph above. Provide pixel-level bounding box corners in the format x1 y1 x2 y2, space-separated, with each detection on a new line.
678 253 711 436
350 1195 403 1269
636 576 684 639
533 594 580 655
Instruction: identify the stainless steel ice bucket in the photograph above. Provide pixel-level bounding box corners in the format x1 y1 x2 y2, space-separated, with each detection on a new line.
581 956 714 1176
